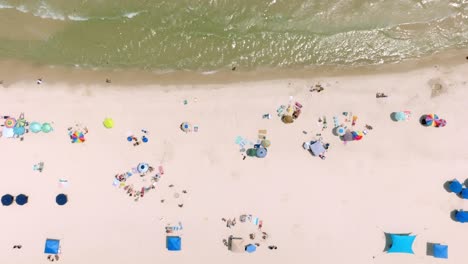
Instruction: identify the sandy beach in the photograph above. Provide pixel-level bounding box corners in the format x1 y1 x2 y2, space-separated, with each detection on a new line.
1 56 468 264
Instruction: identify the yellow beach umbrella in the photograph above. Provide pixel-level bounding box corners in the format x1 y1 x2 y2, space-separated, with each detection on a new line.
103 118 114 129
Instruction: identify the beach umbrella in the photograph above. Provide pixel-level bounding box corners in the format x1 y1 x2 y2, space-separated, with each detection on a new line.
246 148 257 157
393 112 406 121
41 123 53 133
335 126 346 136
449 180 463 193
70 131 85 143
351 131 364 141
138 163 149 173
256 147 267 158
127 136 133 142
282 115 294 124
4 117 16 128
29 122 42 133
16 117 26 127
142 136 148 143
1 194 14 206
245 244 257 253
423 114 439 127
56 194 68 206
261 139 271 148
103 118 114 128
461 189 468 199
455 210 468 223
15 194 28 206
13 126 25 136
436 119 447 128
180 122 191 132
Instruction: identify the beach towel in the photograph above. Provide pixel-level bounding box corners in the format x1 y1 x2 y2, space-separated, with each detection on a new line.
253 217 259 225
112 179 120 187
333 116 339 128
352 116 358 126
159 166 165 175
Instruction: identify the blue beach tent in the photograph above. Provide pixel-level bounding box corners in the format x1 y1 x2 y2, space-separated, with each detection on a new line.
455 210 468 223
56 194 68 206
1 194 14 206
433 244 448 259
166 236 181 251
449 180 463 193
387 234 416 254
462 189 468 199
44 239 60 254
15 194 28 206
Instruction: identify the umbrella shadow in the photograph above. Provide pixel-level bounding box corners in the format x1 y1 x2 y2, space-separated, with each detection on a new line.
426 242 436 256
390 112 398 122
463 179 468 188
382 232 411 252
450 210 458 222
419 115 428 126
443 181 453 193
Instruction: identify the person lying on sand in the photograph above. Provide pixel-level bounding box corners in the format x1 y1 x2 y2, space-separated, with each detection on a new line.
376 92 388 98
310 84 324 93
365 124 373 130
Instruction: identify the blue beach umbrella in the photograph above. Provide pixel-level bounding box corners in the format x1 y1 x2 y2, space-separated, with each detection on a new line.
455 210 468 223
461 189 468 199
449 180 463 193
1 194 14 206
245 244 257 253
56 194 68 206
15 194 28 205
256 147 267 158
393 112 406 121
29 122 42 133
137 163 149 173
13 126 25 136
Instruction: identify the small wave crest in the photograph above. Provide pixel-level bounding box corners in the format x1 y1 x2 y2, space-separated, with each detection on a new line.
0 1 144 22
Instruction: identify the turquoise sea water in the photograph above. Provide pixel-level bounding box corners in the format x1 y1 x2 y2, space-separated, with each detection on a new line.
0 0 466 71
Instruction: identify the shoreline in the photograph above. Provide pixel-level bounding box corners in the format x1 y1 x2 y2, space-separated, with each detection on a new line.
0 48 466 87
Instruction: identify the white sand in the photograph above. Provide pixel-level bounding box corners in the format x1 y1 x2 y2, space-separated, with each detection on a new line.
0 60 468 264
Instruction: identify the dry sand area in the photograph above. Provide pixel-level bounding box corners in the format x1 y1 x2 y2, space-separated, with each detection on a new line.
0 61 468 264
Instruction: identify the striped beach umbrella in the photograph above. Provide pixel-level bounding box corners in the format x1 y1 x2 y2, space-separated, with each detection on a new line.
424 114 439 127
4 118 16 128
351 131 363 141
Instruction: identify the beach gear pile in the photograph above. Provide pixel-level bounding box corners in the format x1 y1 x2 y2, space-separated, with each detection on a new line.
113 162 164 201
223 214 274 254
1 113 53 140
68 124 88 143
277 100 303 124
236 130 271 159
127 129 149 146
329 113 369 143
420 114 446 128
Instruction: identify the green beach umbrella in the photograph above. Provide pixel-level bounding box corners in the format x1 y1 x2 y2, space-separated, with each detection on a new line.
103 118 114 129
29 122 42 133
41 123 53 133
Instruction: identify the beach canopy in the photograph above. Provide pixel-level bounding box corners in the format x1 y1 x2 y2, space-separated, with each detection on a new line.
228 237 244 253
449 180 463 193
166 236 181 251
56 194 68 206
29 122 42 133
433 244 448 259
387 234 416 254
461 189 468 199
41 123 53 133
44 239 60 254
15 194 28 206
455 210 468 223
245 244 257 253
310 141 326 156
256 147 267 158
103 118 114 128
1 194 14 206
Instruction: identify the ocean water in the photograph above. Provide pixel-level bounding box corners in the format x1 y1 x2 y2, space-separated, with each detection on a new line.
0 0 466 71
